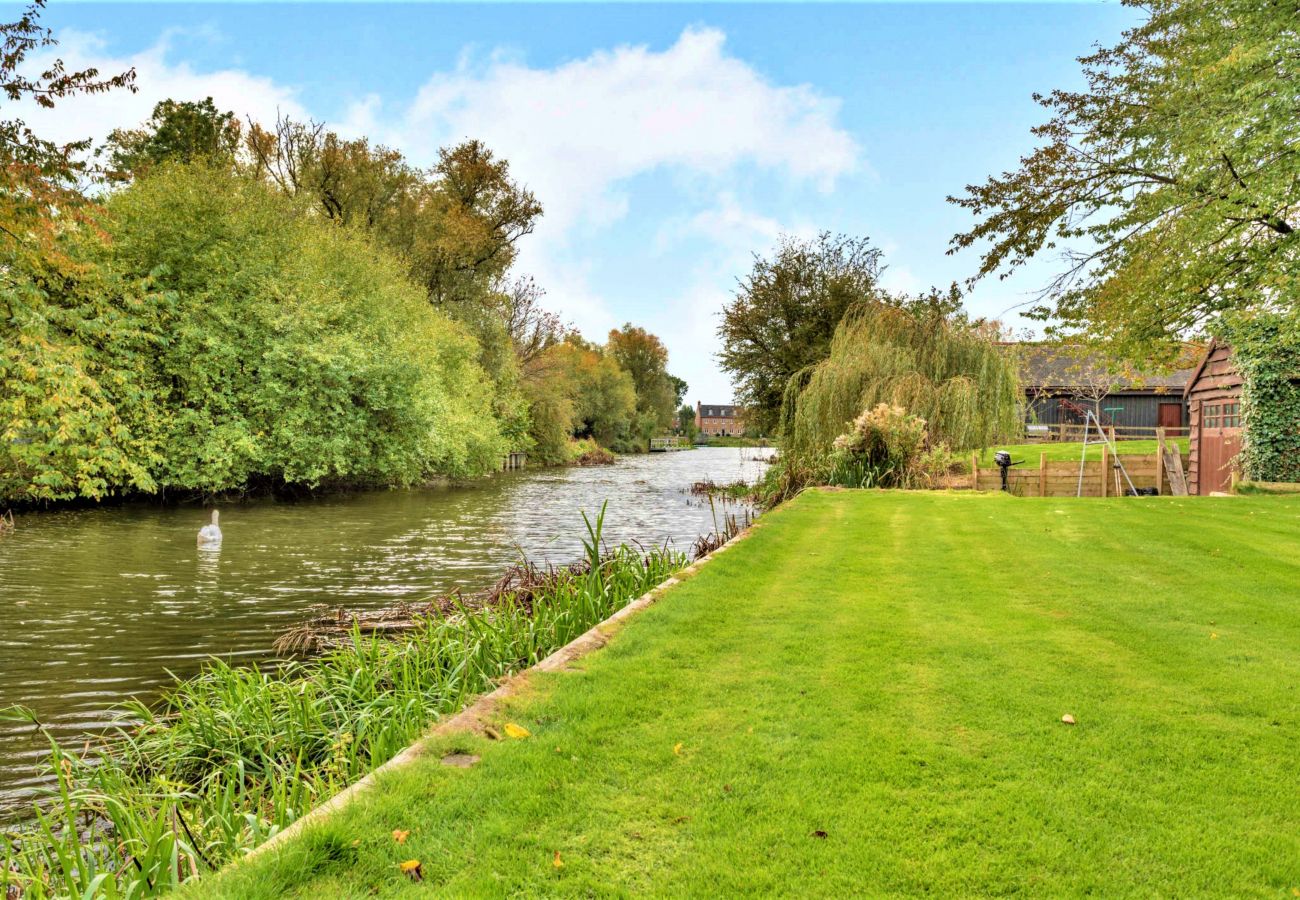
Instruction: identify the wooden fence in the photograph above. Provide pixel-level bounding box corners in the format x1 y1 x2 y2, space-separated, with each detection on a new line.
1024 423 1190 443
972 448 1185 497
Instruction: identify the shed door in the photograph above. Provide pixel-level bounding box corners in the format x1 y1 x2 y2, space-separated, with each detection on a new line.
1198 400 1242 494
1158 402 1183 430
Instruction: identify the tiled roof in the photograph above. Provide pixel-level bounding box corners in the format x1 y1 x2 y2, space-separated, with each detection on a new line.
1007 343 1199 392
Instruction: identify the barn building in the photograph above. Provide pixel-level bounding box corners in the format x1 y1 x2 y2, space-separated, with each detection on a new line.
1013 343 1194 432
1184 340 1243 495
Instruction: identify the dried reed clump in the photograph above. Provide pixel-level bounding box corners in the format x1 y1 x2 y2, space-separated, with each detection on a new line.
0 510 14 537
274 558 604 656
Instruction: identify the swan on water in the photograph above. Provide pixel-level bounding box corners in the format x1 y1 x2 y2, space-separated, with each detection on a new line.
197 509 222 547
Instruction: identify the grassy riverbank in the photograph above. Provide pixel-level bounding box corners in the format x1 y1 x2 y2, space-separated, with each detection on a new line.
1 511 684 898
194 490 1300 896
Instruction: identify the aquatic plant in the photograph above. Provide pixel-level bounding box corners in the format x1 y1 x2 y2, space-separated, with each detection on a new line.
1 506 685 898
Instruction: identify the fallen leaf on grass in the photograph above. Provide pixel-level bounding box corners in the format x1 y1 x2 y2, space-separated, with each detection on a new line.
672 815 691 825
392 829 410 844
553 851 564 869
399 860 422 882
673 742 683 756
1211 632 1219 639
504 723 531 739
1061 714 1077 725
812 830 828 839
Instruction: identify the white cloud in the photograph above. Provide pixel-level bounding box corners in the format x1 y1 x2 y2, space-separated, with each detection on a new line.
18 28 307 150
347 26 860 239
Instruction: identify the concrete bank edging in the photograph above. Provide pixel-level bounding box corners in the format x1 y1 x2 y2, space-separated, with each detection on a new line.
235 521 761 865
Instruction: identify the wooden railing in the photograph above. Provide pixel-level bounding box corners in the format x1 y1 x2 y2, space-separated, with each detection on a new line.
1023 423 1189 443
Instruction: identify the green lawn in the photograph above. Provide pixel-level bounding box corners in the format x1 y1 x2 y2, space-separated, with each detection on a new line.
195 491 1300 897
976 437 1189 467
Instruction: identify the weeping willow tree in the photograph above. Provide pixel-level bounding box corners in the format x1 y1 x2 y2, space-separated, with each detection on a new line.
781 303 1021 461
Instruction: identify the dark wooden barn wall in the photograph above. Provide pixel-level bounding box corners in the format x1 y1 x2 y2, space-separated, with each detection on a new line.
1025 393 1187 429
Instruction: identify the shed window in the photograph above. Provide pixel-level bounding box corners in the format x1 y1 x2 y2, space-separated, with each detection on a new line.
1203 403 1221 428
1221 402 1241 428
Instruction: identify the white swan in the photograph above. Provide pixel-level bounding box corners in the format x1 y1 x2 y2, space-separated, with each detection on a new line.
197 509 222 547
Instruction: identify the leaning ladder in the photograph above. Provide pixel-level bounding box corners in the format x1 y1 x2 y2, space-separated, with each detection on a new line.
1075 410 1138 498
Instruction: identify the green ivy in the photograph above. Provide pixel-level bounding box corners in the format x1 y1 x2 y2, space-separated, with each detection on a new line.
1218 313 1300 484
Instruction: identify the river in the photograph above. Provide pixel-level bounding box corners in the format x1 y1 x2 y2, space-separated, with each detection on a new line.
0 447 772 814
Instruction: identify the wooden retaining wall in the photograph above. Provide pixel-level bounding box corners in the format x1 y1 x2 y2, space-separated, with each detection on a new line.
972 451 1184 497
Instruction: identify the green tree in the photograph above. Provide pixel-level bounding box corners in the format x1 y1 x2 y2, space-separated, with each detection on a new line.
719 233 887 434
244 117 541 444
668 374 688 407
781 301 1021 472
676 404 699 441
0 0 143 502
949 0 1300 361
98 163 505 493
104 97 239 178
606 324 678 438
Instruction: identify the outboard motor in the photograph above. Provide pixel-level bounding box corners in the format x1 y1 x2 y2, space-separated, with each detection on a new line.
993 450 1021 492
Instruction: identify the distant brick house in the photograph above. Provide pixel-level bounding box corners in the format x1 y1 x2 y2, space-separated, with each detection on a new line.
696 402 741 437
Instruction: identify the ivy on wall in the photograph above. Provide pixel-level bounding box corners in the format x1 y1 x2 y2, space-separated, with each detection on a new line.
1219 314 1300 484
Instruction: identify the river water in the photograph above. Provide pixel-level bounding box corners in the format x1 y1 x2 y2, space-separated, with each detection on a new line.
0 447 771 813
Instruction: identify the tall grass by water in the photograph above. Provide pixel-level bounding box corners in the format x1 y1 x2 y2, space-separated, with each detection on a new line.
2 506 685 898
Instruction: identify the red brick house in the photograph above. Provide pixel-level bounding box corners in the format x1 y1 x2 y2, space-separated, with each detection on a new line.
695 402 741 437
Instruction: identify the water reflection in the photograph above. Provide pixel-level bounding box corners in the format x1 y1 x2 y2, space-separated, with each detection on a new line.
0 447 771 809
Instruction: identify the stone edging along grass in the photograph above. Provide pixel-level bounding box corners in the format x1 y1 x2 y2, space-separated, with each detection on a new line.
231 519 764 868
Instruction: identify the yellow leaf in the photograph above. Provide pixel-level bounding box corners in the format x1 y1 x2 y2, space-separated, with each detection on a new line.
553 850 564 869
1211 632 1219 639
673 742 683 756
393 829 410 844
399 859 422 882
504 723 531 739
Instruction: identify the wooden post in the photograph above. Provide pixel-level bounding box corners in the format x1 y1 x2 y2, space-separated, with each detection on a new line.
1100 444 1109 498
1156 427 1165 495
1039 452 1047 497
971 453 979 491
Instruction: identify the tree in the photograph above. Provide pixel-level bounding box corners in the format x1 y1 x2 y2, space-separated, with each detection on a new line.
607 324 678 436
668 374 688 407
719 233 887 434
500 275 569 368
0 0 143 502
104 97 239 178
949 0 1300 362
676 404 699 441
0 0 135 175
94 163 506 493
243 117 541 442
414 140 543 306
782 301 1021 463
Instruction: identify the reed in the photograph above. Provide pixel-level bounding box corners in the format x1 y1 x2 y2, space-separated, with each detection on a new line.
1 505 686 898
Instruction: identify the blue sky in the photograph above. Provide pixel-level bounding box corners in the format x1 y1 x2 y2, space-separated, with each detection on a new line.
28 2 1137 403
